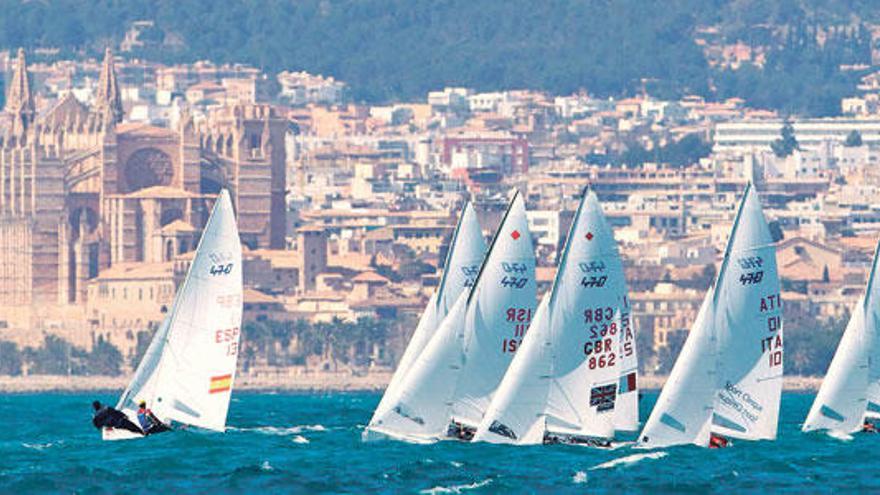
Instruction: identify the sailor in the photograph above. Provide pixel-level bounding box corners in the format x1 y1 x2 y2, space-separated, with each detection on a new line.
91 400 143 434
863 420 878 433
543 434 561 445
137 401 170 435
708 433 730 449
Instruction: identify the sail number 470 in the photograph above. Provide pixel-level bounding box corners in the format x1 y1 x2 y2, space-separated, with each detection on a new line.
210 263 234 276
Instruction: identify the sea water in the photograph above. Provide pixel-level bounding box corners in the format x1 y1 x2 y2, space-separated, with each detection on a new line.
0 392 874 494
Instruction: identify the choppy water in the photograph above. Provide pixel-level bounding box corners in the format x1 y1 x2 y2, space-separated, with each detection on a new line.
0 392 874 493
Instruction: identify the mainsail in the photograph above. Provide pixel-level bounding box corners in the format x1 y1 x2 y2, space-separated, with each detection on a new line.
473 190 630 444
103 189 243 440
639 183 783 448
450 191 537 428
803 240 880 434
365 202 485 439
368 191 535 441
614 296 639 432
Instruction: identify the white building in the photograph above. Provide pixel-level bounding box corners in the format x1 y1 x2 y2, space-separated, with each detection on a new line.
714 118 880 151
427 87 471 113
468 91 511 114
277 71 346 106
526 210 564 247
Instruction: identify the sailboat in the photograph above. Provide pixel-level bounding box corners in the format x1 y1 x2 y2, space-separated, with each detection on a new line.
472 189 632 445
639 183 783 449
614 288 640 433
364 202 486 440
803 240 880 435
363 190 536 442
102 189 243 440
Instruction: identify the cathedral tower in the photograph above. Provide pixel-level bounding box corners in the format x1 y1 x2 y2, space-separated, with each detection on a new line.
5 48 35 136
94 48 124 125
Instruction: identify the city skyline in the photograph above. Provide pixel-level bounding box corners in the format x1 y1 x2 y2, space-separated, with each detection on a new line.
1 11 879 383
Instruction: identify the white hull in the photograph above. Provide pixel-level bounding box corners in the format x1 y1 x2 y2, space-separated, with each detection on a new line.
101 427 144 441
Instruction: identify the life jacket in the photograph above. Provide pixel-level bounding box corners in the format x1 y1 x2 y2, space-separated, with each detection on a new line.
708 434 728 449
137 407 152 429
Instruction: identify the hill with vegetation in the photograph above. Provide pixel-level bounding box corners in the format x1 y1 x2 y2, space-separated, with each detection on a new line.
1 0 877 114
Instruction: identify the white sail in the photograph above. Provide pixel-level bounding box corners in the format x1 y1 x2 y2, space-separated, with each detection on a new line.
710 184 783 441
451 191 537 428
364 292 469 442
804 241 880 433
614 295 639 432
103 189 243 440
471 293 553 444
473 190 629 443
366 191 532 442
365 202 485 438
638 289 717 448
863 242 880 420
639 183 782 448
802 300 869 433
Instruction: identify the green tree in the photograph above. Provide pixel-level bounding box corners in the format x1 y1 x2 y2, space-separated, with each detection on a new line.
25 335 87 375
0 341 22 375
87 336 123 376
844 130 863 147
656 331 687 375
130 328 155 369
398 259 434 280
771 120 799 158
768 220 785 242
700 263 717 287
785 308 847 376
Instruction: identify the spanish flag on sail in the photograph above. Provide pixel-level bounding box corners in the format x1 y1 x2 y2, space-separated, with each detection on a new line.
210 374 232 394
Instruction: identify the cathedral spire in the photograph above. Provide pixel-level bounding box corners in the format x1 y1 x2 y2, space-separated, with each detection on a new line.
260 112 272 156
5 48 35 135
94 47 124 125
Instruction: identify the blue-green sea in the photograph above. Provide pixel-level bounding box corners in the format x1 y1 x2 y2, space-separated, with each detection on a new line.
0 392 874 494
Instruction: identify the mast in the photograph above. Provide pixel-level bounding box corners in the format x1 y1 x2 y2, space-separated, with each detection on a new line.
713 181 752 306
436 201 472 307
468 190 519 305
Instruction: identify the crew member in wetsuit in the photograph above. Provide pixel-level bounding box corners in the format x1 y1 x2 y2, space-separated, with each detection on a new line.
91 400 142 434
137 401 170 435
708 433 730 449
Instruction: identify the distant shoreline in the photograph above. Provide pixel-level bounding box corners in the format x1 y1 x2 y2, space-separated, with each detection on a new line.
0 373 822 393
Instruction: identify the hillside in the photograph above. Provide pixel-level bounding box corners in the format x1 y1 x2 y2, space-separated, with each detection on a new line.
0 0 876 113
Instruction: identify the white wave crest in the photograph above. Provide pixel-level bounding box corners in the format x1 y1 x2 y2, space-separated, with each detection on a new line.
827 430 854 442
589 451 668 470
230 424 327 436
420 479 492 494
572 471 588 484
291 435 310 444
22 442 57 451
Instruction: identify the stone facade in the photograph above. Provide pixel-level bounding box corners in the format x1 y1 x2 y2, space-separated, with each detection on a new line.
0 48 287 327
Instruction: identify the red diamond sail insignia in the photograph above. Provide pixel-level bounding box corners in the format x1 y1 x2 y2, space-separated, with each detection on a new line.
585 232 594 241
511 230 521 240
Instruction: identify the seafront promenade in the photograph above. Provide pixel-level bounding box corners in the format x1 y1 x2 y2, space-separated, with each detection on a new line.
0 371 822 393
